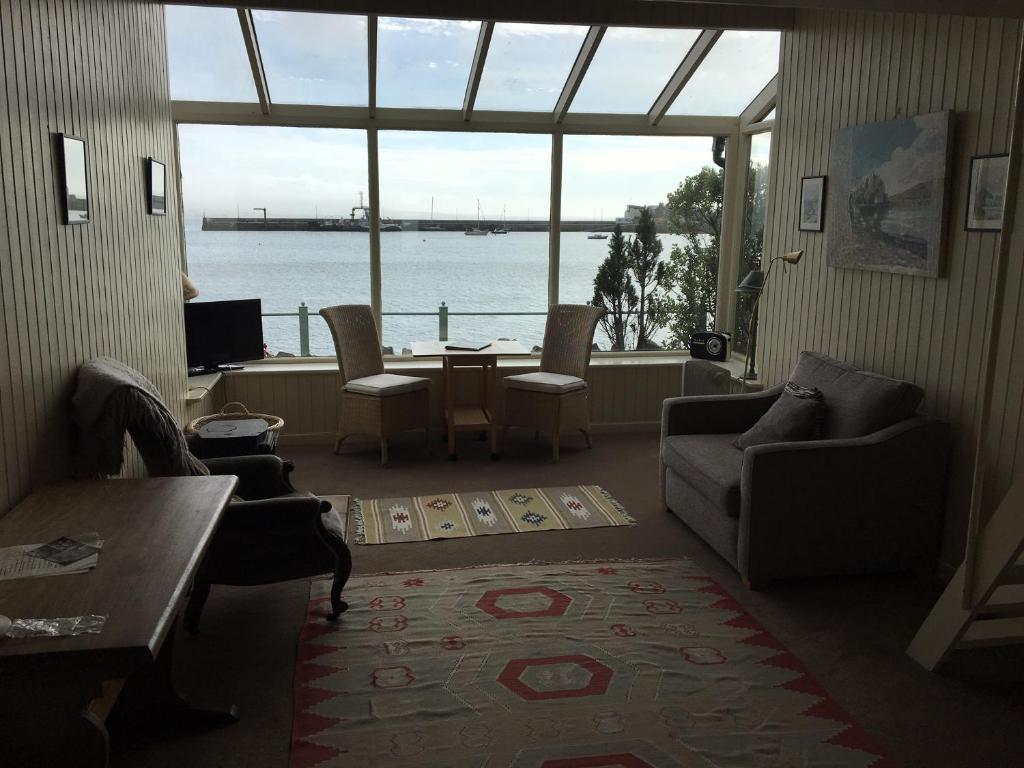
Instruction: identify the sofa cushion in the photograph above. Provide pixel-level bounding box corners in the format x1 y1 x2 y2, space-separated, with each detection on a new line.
504 372 587 393
662 433 744 518
735 381 826 449
344 373 429 396
790 351 923 438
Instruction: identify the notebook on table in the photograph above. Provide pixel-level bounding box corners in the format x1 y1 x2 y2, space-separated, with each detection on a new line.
444 341 492 351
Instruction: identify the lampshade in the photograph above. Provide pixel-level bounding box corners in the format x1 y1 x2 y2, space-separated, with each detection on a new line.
736 269 766 293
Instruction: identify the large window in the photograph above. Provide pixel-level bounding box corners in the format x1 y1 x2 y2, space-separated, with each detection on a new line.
167 9 782 360
377 131 551 353
561 135 724 352
177 125 369 356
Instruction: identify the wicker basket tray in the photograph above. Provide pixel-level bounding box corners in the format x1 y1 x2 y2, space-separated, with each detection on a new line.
186 401 285 434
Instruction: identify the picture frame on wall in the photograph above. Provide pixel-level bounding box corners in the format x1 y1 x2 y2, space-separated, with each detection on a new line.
799 176 826 232
148 157 167 216
58 133 89 225
965 153 1009 232
827 110 953 278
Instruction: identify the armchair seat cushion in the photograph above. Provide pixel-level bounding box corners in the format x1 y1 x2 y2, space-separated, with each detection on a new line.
662 433 744 518
344 373 429 396
504 372 587 393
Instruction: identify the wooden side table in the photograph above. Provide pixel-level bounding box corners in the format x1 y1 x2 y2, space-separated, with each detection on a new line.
411 340 530 460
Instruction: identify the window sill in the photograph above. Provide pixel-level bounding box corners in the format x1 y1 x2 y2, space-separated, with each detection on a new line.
225 353 752 379
184 372 223 402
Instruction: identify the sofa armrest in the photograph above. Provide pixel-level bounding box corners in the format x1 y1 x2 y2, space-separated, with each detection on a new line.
203 454 297 500
738 416 950 585
661 384 784 438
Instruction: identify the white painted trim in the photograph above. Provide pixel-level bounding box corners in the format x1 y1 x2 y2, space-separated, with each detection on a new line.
741 118 775 135
463 21 494 121
554 26 605 124
740 74 777 127
237 9 271 115
171 101 739 137
648 29 722 126
716 130 750 336
367 14 377 119
367 126 382 334
549 131 563 305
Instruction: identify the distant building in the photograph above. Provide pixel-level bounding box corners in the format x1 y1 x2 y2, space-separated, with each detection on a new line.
617 203 669 228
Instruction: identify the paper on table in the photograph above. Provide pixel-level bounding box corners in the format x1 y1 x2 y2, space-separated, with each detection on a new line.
0 532 103 582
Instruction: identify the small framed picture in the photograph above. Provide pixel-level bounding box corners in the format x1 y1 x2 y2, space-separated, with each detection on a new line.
799 175 826 232
58 133 89 224
966 154 1009 231
148 157 167 216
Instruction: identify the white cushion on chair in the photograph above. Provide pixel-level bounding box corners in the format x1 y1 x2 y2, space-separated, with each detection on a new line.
503 372 587 393
344 373 429 396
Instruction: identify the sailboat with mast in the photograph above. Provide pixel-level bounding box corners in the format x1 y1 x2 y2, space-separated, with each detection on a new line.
424 196 443 231
492 204 508 234
464 199 488 236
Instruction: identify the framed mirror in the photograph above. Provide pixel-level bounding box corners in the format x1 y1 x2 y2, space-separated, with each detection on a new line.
58 134 89 224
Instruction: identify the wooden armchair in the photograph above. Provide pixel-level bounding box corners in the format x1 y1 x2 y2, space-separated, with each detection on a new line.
502 304 605 462
320 304 430 465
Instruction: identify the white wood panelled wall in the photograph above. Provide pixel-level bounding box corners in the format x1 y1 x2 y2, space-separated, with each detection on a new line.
0 0 186 516
758 9 1024 569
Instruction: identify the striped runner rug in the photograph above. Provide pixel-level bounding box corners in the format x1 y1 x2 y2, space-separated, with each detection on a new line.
353 485 634 544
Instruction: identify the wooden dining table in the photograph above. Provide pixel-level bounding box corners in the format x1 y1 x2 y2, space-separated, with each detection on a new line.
410 339 530 459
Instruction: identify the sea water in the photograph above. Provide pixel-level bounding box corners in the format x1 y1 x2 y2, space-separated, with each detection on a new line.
184 220 690 356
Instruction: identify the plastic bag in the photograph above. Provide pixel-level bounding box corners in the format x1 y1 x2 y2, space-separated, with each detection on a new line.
4 614 107 638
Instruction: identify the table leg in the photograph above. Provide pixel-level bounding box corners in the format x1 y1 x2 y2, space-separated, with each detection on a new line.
1 679 109 768
488 360 499 459
444 356 457 460
111 621 238 739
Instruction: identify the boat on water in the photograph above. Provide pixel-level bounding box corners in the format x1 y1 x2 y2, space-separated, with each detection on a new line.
492 205 509 234
588 233 609 240
465 199 489 236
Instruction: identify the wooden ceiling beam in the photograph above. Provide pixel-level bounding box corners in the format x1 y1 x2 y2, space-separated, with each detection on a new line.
648 29 721 126
553 26 605 125
237 9 271 114
463 21 494 122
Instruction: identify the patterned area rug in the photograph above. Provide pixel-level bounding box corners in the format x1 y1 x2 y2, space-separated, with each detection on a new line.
353 485 634 544
291 560 893 768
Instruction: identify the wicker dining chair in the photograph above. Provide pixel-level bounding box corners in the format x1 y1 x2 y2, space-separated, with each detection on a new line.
320 304 430 465
502 304 605 462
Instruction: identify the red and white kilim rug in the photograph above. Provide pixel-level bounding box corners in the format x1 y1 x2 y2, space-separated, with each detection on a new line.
292 559 895 768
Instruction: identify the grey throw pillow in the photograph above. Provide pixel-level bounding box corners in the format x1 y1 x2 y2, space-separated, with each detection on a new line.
735 381 826 449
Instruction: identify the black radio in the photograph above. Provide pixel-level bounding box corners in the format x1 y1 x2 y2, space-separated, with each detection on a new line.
689 331 731 362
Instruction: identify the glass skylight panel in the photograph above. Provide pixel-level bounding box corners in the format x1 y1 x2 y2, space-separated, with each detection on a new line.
668 31 781 116
475 24 588 112
253 11 367 106
165 5 258 102
377 18 481 109
570 27 701 114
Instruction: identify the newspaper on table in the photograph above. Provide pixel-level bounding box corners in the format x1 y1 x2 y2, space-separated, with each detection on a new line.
0 532 103 581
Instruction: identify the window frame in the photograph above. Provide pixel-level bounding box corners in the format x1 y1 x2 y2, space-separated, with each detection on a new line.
169 10 779 360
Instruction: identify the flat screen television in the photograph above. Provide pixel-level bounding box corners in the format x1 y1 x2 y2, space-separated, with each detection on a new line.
184 299 264 372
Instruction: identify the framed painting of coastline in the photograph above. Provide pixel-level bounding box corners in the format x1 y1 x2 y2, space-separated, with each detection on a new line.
827 111 953 277
966 153 1009 231
57 134 89 225
799 175 826 231
148 158 167 216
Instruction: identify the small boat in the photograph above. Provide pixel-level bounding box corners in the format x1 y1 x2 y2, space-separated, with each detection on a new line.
465 199 489 236
491 227 508 235
588 233 609 240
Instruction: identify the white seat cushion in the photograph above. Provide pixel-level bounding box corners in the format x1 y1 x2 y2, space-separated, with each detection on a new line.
503 372 587 393
344 373 429 396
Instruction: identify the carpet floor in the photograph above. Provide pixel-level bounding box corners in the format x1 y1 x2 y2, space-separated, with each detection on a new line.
112 431 1024 768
